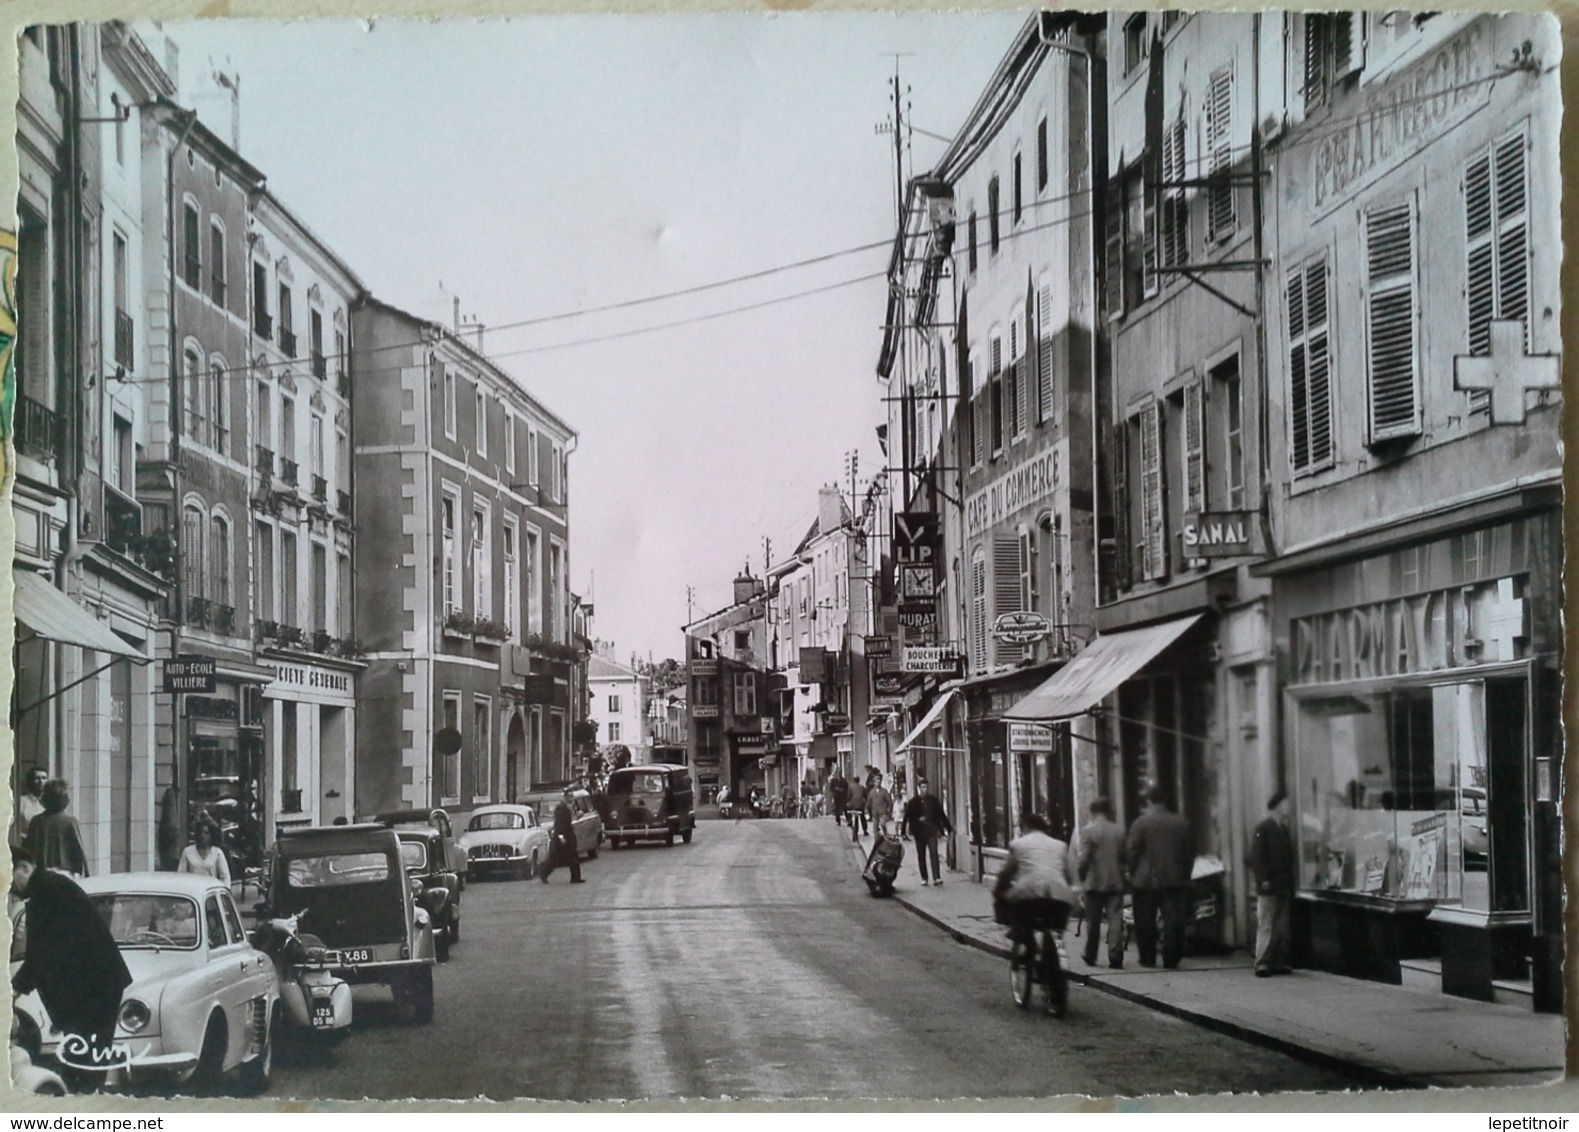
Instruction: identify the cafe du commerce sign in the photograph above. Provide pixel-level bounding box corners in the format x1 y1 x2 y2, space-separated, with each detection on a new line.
965 445 1061 539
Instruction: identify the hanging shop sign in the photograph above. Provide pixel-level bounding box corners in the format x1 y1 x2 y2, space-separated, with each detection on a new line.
892 511 942 565
692 705 720 720
1008 722 1055 752
821 712 850 732
690 659 719 676
872 671 914 699
902 647 963 675
898 606 938 631
164 656 216 693
899 563 940 602
1182 511 1256 558
992 611 1052 644
799 647 827 683
864 635 893 658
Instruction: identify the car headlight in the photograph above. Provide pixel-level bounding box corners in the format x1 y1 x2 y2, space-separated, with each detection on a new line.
119 999 151 1034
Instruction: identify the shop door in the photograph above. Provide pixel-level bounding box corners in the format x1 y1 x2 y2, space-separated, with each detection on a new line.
1484 676 1529 914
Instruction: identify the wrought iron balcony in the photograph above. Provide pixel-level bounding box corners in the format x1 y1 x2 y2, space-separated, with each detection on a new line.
113 309 134 370
255 618 280 641
15 395 60 462
210 603 236 635
280 329 298 357
253 309 273 340
336 489 352 515
280 459 299 487
185 595 211 629
312 629 334 654
312 474 328 502
254 445 274 477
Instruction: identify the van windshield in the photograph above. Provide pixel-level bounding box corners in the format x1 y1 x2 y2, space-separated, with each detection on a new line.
615 772 668 796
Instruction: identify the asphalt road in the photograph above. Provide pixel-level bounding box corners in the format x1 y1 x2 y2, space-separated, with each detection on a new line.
270 816 1364 1102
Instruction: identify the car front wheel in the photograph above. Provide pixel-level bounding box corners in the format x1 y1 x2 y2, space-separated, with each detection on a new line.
191 1011 229 1094
238 1003 276 1095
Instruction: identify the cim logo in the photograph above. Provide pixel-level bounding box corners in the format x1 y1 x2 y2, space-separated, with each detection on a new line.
57 1032 131 1072
1181 511 1255 558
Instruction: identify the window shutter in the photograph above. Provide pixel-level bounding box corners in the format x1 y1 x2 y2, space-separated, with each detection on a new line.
1494 133 1530 332
1465 150 1495 356
1112 420 1132 588
1037 283 1055 424
973 359 986 466
992 533 1024 665
1333 12 1363 79
1184 379 1206 513
1302 15 1326 110
1143 173 1159 298
970 553 988 671
1207 70 1235 242
1104 180 1126 317
1164 119 1188 268
1139 400 1167 580
1364 202 1419 441
1287 258 1333 474
1012 312 1028 437
1286 267 1311 472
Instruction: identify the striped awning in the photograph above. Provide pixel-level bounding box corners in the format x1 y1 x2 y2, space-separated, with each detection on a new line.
13 571 147 661
1001 614 1201 723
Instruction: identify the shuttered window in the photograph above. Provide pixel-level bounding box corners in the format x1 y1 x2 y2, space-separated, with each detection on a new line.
966 350 978 461
1005 320 1020 441
1142 156 1159 299
1464 131 1529 413
1019 526 1039 614
1160 118 1188 272
1036 282 1055 425
1206 69 1235 243
1183 378 1206 513
1111 420 1132 589
1103 180 1126 318
1287 257 1334 475
970 549 988 671
1011 310 1028 439
989 335 1004 455
1139 400 1167 580
992 533 1024 666
1364 201 1420 441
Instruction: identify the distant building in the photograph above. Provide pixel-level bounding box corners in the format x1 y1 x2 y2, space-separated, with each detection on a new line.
351 298 577 814
683 573 772 803
588 654 646 757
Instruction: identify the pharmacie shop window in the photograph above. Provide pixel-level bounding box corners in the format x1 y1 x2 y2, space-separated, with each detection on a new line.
1292 678 1527 913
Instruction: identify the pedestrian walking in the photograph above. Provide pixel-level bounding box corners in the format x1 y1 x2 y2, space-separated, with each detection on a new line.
1125 784 1194 969
779 780 797 818
1249 790 1295 977
866 772 894 832
846 775 868 840
10 851 132 1086
901 779 954 886
156 780 183 871
1076 797 1127 968
24 780 88 877
827 771 849 826
177 816 232 885
9 765 47 852
538 788 584 883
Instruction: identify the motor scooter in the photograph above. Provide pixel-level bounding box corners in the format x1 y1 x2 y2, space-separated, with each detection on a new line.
862 821 905 897
251 911 353 1038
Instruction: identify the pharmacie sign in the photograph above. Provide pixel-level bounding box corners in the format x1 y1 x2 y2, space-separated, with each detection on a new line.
965 446 1059 538
1290 577 1527 685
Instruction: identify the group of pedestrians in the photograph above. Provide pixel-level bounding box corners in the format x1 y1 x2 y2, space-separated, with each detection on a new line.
828 769 957 888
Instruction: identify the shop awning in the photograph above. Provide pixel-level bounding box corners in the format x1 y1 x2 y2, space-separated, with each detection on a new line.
892 688 957 756
13 571 148 661
1001 614 1202 723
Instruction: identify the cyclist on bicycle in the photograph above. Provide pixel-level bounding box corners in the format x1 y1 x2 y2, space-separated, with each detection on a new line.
993 813 1080 944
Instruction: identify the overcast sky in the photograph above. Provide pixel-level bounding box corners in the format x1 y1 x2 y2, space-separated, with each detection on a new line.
151 13 1028 663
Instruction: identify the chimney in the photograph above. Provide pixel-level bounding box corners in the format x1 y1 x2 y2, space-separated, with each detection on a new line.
818 485 843 536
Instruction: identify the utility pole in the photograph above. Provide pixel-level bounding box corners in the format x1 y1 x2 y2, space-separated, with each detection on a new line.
685 585 695 625
762 536 772 576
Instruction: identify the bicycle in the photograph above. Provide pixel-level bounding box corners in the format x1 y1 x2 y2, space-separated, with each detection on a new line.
1006 903 1071 1018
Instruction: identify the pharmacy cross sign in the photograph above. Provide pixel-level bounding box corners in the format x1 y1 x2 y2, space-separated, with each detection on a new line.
1453 320 1561 425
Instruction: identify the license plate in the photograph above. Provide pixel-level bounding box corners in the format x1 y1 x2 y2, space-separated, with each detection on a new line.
311 1005 336 1029
342 948 371 963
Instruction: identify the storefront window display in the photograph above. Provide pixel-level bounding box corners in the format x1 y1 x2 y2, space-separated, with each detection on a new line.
1291 675 1526 912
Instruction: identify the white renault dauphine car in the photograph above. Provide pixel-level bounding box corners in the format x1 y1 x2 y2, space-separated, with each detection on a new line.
11 872 280 1094
457 804 551 880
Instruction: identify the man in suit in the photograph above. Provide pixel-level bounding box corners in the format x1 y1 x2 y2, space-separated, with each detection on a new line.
1125 784 1194 968
1249 790 1296 977
901 779 955 886
538 788 584 883
1077 796 1127 968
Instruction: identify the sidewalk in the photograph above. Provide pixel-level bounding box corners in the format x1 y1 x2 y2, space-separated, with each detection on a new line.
838 824 1565 1090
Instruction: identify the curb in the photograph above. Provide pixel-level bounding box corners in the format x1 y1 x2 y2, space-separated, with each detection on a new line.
841 830 1423 1091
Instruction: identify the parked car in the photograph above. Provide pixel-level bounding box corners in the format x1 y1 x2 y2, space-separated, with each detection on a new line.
371 809 464 959
260 825 438 1023
10 872 280 1094
519 789 604 860
458 804 551 880
605 764 696 848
